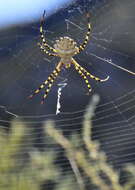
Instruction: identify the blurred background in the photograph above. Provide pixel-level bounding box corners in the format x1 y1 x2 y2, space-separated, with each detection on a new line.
0 0 135 189
0 0 73 27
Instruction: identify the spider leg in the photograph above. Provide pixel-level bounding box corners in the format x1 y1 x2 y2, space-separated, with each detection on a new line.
74 63 92 94
77 12 92 53
29 62 63 101
38 43 58 57
41 62 63 104
40 10 57 53
72 58 109 82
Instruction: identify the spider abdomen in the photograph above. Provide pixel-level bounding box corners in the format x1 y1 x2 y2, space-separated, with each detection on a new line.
54 36 78 58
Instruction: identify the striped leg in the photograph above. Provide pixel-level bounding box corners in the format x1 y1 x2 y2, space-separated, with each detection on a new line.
72 58 109 82
41 63 63 104
74 64 92 94
38 43 57 57
40 10 57 53
29 62 63 101
77 13 92 53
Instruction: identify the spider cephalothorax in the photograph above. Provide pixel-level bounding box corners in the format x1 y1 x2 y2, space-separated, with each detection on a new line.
29 11 109 104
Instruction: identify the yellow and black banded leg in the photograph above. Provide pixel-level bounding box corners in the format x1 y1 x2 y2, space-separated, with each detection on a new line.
72 58 109 82
40 10 56 53
74 64 92 94
77 13 92 53
29 65 62 100
41 65 63 104
38 43 57 57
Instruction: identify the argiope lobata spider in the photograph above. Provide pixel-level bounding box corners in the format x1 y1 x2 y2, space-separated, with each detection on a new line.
29 11 135 104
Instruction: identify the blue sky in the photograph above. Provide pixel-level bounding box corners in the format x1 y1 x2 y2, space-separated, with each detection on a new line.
0 0 72 28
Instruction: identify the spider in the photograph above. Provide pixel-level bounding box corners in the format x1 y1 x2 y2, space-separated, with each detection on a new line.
29 11 108 104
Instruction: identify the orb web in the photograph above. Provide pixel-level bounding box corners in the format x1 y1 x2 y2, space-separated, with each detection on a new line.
0 0 135 189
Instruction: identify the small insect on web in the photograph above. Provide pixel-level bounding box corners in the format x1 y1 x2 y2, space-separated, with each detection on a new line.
29 10 135 105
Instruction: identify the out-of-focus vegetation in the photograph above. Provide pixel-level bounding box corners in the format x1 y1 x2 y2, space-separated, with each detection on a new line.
0 120 60 190
0 95 135 190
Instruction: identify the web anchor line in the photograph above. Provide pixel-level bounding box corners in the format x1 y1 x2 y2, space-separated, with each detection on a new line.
90 53 135 76
56 80 67 115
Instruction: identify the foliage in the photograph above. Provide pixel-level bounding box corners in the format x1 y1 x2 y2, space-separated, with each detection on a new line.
0 95 135 190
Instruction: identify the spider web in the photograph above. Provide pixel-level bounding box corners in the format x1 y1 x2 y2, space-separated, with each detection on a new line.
0 0 135 188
